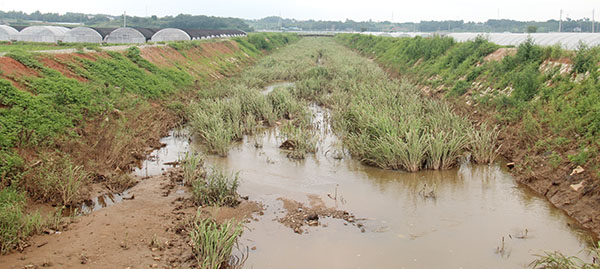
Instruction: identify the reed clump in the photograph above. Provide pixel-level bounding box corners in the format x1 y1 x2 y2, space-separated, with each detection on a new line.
188 37 501 171
189 215 245 269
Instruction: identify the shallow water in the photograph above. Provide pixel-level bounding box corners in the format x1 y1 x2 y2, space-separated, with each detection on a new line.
133 129 191 178
261 81 295 95
135 102 596 268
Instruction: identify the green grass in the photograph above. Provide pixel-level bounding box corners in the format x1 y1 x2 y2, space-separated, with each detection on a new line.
0 41 126 53
0 41 83 53
530 241 600 268
190 215 245 269
0 187 45 254
191 167 240 207
337 33 600 175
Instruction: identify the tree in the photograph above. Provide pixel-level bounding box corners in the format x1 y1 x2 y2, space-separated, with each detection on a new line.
526 25 538 33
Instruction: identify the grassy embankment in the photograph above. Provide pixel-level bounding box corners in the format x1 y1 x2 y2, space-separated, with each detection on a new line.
0 33 298 254
337 34 600 182
336 33 600 236
188 37 499 169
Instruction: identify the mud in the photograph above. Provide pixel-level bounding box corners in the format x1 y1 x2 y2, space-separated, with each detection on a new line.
0 172 191 268
277 196 363 234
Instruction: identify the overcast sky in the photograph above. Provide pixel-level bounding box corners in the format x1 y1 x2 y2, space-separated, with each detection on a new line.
0 0 598 22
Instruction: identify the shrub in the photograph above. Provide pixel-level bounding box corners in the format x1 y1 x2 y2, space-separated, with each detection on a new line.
572 42 597 74
447 80 469 97
512 63 541 101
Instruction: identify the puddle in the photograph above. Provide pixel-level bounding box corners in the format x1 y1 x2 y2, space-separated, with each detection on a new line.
133 105 597 268
75 191 131 215
73 129 191 215
262 82 295 95
133 128 191 177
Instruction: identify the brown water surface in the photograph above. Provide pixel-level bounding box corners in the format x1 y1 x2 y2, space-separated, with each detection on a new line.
136 102 595 268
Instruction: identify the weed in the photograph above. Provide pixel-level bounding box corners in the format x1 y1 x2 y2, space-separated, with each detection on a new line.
548 152 563 169
447 80 469 97
0 187 26 254
522 111 542 143
149 234 164 251
568 147 592 166
189 215 245 269
191 167 240 207
279 121 318 160
181 152 205 186
25 155 90 206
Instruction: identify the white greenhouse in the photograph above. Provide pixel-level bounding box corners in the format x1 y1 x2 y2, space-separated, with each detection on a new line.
17 26 69 43
63 27 104 43
151 28 191 42
0 25 19 41
104 27 147 44
446 33 600 50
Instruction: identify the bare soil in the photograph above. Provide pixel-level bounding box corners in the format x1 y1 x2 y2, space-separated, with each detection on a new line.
483 48 517 62
38 55 87 82
0 168 264 269
1 173 188 269
0 57 39 89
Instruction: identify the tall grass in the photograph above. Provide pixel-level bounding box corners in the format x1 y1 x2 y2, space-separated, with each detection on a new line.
190 216 245 269
24 154 90 206
470 123 502 164
0 188 46 254
191 167 240 207
182 152 205 186
188 37 499 171
279 121 318 159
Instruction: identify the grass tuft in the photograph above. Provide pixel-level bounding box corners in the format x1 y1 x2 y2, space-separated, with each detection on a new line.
191 167 240 207
190 215 245 269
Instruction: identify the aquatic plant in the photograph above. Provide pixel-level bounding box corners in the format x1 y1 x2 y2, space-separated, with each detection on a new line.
190 216 245 269
530 241 600 269
187 37 499 171
191 167 240 207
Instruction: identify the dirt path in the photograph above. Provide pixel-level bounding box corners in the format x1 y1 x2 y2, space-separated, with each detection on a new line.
0 173 191 269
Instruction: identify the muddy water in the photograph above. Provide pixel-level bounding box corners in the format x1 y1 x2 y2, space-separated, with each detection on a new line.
133 128 191 177
78 191 131 215
137 103 595 268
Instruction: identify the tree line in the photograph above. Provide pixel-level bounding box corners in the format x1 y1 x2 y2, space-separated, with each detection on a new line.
1 10 598 33
0 11 253 32
247 17 600 33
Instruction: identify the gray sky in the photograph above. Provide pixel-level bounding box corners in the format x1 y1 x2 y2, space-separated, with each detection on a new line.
0 0 598 22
